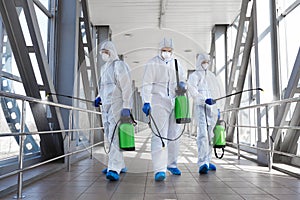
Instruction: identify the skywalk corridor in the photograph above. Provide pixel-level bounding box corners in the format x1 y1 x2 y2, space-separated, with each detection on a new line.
1 0 300 199
1 125 300 200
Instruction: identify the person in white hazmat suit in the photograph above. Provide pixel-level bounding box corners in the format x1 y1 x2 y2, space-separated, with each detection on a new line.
94 41 132 181
142 38 187 181
187 53 223 174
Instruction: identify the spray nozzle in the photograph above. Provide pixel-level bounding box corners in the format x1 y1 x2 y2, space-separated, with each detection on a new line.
176 88 186 96
176 82 187 96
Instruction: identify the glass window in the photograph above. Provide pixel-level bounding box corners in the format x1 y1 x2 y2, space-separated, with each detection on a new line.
277 0 300 156
18 9 33 46
256 1 271 36
278 4 300 93
0 1 52 162
34 3 49 55
39 0 50 9
30 53 44 86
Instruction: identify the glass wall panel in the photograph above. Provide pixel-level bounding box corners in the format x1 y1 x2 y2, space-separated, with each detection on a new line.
278 3 300 93
277 0 300 157
34 3 49 55
0 0 52 163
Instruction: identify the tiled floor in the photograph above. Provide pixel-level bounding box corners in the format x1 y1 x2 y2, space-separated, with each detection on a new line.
1 127 300 200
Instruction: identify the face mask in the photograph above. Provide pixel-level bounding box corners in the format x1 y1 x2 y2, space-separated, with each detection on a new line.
101 53 110 62
201 63 209 70
161 51 172 60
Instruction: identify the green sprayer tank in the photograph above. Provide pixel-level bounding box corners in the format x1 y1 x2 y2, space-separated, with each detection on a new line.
174 58 191 124
175 95 191 124
213 118 226 159
118 116 135 151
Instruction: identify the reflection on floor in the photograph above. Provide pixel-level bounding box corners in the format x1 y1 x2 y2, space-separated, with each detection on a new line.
1 127 300 200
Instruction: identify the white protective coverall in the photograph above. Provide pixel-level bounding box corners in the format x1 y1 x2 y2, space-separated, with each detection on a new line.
142 39 186 174
98 41 132 174
187 53 223 168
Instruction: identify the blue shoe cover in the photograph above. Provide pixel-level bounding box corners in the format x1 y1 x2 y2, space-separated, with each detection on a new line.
167 167 181 175
155 172 166 181
102 167 127 174
102 168 108 174
199 164 208 174
120 167 128 173
209 163 216 171
106 171 119 181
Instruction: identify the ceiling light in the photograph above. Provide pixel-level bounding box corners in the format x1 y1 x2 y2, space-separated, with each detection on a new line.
184 49 192 52
124 33 133 37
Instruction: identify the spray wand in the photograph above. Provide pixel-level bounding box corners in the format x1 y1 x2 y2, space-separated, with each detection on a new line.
214 88 263 102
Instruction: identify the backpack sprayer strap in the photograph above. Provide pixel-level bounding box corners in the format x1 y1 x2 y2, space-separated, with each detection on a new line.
130 113 137 126
174 59 186 95
214 148 225 159
174 59 180 89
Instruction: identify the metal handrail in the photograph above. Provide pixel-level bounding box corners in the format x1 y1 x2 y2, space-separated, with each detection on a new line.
0 91 103 198
222 96 300 113
0 141 104 180
226 125 300 130
227 141 300 158
222 96 300 172
0 90 101 115
0 127 104 137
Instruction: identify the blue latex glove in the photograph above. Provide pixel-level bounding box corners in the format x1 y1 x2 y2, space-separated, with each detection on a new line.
121 108 130 117
179 81 186 89
94 97 101 107
205 98 216 105
142 103 151 116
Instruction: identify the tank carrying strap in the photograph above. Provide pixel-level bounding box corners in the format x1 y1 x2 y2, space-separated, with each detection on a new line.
214 147 224 159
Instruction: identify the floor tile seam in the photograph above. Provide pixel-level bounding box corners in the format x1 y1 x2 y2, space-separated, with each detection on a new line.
85 157 121 200
221 180 253 200
168 173 182 199
184 162 202 183
231 165 283 181
266 192 282 200
221 168 264 188
142 169 150 200
75 171 105 200
230 185 272 196
259 186 299 199
222 181 261 188
174 164 211 200
107 181 122 200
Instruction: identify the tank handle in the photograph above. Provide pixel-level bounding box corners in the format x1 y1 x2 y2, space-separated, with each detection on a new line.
214 147 224 159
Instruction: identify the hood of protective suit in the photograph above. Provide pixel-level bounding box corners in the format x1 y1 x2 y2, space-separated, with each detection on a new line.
158 38 174 62
100 41 119 61
159 38 174 50
196 53 210 71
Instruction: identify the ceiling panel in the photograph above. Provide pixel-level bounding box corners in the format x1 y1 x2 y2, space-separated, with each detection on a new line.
87 0 242 87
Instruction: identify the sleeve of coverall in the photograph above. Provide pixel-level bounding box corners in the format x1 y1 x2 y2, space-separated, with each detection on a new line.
187 73 206 105
142 61 154 103
96 71 102 98
115 61 132 109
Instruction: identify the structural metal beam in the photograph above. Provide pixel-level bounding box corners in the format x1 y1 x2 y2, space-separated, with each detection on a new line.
0 0 64 160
